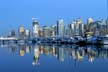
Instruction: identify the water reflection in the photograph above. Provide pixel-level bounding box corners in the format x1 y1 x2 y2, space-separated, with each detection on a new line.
0 44 108 72
32 45 40 66
0 43 108 64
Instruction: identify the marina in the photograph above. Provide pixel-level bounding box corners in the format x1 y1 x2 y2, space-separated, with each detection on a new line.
1 36 108 45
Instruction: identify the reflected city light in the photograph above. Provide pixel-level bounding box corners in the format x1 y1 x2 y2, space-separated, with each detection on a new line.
0 43 108 65
20 49 25 56
26 44 30 54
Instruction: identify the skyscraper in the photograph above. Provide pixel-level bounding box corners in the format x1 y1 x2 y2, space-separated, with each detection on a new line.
57 19 64 37
85 18 94 36
25 29 30 39
68 21 75 37
87 18 94 25
74 19 82 36
38 28 43 37
79 22 84 36
32 19 39 38
87 18 94 31
18 26 25 39
106 18 108 24
71 18 84 36
43 26 50 37
106 18 108 29
50 25 56 37
8 30 16 37
100 19 108 36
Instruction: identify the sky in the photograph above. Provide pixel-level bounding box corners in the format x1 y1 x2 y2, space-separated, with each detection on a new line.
0 0 107 35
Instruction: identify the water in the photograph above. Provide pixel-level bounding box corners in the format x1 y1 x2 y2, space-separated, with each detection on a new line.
0 43 108 72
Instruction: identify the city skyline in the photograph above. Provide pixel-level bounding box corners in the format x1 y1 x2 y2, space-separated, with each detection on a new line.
0 0 107 35
1 18 108 38
0 0 108 72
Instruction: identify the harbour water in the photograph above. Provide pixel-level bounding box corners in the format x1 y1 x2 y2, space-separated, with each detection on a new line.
0 43 108 72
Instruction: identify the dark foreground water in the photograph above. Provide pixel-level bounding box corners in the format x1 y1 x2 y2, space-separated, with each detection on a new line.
0 43 108 72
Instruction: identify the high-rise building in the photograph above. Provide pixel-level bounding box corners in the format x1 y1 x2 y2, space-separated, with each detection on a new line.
50 25 56 37
99 19 108 36
25 29 30 39
50 29 55 37
106 19 108 35
106 18 108 28
79 23 84 36
85 18 94 36
74 19 84 36
8 30 16 37
18 26 25 39
43 26 50 37
38 28 43 37
33 19 39 38
68 21 75 37
87 18 94 24
57 19 64 37
87 18 94 31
